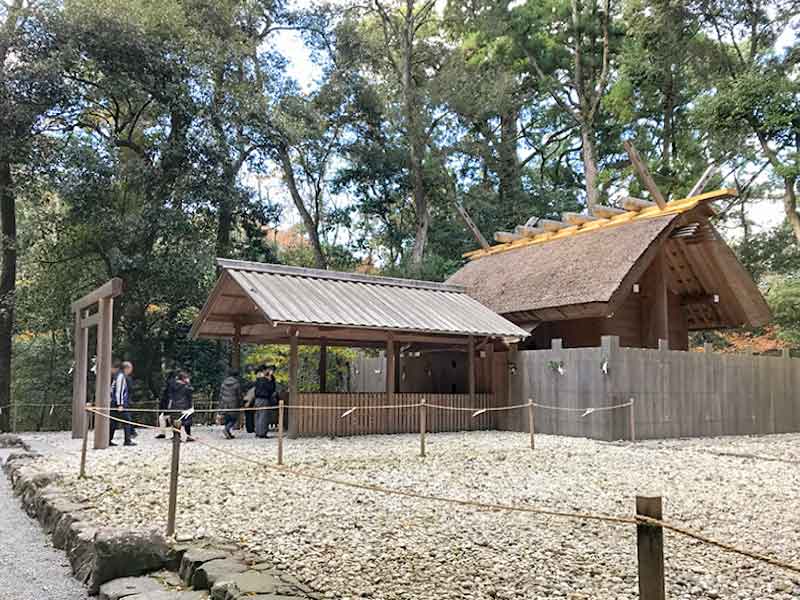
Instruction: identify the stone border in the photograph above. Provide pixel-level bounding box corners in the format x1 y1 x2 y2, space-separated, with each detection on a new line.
1 434 322 599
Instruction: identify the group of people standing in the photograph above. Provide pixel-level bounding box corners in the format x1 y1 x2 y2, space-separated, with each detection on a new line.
107 360 277 445
219 364 278 439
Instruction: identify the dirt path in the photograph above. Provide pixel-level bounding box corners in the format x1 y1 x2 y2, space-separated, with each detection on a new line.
0 449 89 600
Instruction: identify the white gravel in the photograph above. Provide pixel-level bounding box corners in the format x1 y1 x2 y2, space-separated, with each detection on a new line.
19 429 800 600
0 449 90 600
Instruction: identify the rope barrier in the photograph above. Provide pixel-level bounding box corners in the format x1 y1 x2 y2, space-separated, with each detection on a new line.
425 402 531 413
532 400 634 413
637 515 800 575
0 403 74 409
82 407 800 576
286 403 422 411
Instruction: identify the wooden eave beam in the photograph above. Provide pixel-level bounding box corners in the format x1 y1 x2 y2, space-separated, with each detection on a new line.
494 231 522 243
592 205 627 218
205 313 266 326
538 218 569 232
623 196 657 211
563 212 604 226
681 294 719 307
515 225 545 238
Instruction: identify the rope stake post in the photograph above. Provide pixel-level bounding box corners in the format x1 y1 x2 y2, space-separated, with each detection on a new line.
636 495 665 600
419 398 426 458
528 399 535 450
166 427 181 538
79 404 92 479
630 398 636 442
277 400 284 466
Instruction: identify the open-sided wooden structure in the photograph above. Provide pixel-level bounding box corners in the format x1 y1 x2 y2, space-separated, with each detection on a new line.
448 189 771 351
190 260 528 436
70 278 123 448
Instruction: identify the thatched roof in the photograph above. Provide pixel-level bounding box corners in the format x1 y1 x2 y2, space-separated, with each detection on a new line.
448 214 676 319
448 193 771 330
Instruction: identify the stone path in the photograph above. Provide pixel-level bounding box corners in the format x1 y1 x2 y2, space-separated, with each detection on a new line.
0 449 90 600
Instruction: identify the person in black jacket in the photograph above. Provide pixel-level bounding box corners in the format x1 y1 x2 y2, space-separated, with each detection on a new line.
171 370 194 441
218 368 242 439
155 370 176 439
254 365 276 438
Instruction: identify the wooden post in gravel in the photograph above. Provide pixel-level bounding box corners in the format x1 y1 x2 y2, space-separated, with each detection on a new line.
629 398 637 442
528 399 535 450
419 398 426 457
166 427 181 537
636 496 665 600
79 403 91 479
277 399 284 466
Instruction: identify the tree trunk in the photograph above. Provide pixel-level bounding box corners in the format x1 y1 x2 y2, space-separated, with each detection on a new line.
497 108 524 210
662 83 674 173
580 126 601 209
215 195 234 264
402 4 429 268
0 159 15 432
279 151 327 269
783 176 800 245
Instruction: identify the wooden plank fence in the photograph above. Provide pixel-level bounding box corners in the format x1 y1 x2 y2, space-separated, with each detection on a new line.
505 336 800 441
290 393 497 437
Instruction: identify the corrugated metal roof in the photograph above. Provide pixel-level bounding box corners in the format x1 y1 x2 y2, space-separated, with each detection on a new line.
195 259 528 340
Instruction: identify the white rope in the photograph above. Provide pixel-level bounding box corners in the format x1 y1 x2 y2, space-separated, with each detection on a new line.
532 400 634 413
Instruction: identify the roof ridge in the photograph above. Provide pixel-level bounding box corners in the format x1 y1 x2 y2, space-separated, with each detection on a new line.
465 188 735 261
215 259 466 293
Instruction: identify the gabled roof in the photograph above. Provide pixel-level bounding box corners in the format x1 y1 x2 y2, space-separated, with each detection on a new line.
449 214 676 319
190 259 529 344
448 191 771 330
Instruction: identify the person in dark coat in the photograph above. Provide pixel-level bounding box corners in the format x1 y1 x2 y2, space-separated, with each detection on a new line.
254 365 276 438
219 368 242 439
110 361 135 446
155 370 177 439
171 371 194 441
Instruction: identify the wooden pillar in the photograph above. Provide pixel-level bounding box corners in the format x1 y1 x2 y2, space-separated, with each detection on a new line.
166 427 181 537
93 298 113 450
288 328 299 438
467 335 476 405
319 342 327 393
394 342 401 393
71 310 89 439
636 496 665 600
386 335 395 404
486 343 494 394
231 323 241 371
643 254 670 349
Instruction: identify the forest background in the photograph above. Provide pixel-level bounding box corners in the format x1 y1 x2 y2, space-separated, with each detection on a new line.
2 0 799 431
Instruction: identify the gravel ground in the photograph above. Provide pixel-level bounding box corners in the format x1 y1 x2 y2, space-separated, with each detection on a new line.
0 449 90 600
19 428 800 600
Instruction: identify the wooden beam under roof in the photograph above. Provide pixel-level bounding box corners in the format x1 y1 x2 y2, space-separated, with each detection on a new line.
592 205 627 218
623 140 667 209
563 212 604 225
494 231 522 243
537 218 569 232
623 196 657 211
515 225 544 238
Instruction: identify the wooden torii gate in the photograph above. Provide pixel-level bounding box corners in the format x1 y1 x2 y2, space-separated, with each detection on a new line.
70 278 123 449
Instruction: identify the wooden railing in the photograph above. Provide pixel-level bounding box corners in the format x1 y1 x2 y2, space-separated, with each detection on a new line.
290 393 497 437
